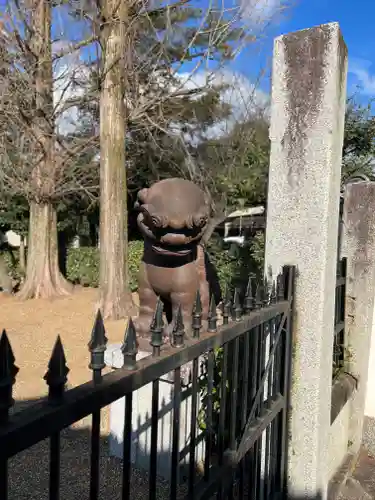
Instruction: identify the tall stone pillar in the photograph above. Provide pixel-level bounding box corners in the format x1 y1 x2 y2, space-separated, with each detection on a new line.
344 183 375 453
264 23 348 498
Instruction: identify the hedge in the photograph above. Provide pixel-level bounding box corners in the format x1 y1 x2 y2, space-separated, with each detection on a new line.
66 240 143 292
0 249 23 282
1 232 265 293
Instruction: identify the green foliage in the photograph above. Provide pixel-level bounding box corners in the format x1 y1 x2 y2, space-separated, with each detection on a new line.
199 232 265 437
0 196 29 236
66 240 144 291
250 231 265 268
196 117 270 210
64 236 262 297
197 347 229 441
342 96 375 182
0 249 22 282
206 231 265 292
66 247 100 287
197 327 258 443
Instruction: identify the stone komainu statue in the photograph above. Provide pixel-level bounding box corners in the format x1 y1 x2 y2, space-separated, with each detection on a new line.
134 178 222 342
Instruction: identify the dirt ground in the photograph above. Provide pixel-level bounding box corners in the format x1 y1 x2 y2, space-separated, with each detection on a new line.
1 287 138 399
1 287 140 432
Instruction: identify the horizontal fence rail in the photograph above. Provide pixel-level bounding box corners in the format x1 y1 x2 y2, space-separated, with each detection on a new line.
0 265 295 500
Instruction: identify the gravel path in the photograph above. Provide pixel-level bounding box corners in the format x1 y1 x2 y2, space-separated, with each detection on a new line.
7 428 179 500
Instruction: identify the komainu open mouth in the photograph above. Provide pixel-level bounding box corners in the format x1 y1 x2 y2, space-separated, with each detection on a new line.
151 244 192 257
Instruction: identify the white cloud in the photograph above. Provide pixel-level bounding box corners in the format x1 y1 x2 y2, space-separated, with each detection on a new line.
349 58 375 96
177 69 269 140
52 42 91 135
54 65 89 135
53 47 268 142
237 0 286 23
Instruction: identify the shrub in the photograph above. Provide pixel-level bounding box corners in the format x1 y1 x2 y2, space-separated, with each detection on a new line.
199 230 265 439
3 231 265 295
66 235 264 294
127 240 144 291
206 230 265 293
66 247 99 287
66 240 144 291
0 249 23 282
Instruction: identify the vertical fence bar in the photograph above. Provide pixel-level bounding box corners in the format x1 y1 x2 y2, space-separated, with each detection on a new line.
44 336 69 500
149 379 160 500
149 299 164 500
188 357 199 499
204 350 214 481
265 317 274 499
217 343 229 500
278 266 295 495
0 458 7 500
170 366 181 500
88 311 107 500
0 330 18 500
49 432 60 500
90 404 101 500
257 310 266 500
248 325 259 500
268 284 278 499
121 317 138 500
122 392 133 500
269 310 282 497
228 336 239 500
239 330 250 499
188 294 201 495
251 288 265 500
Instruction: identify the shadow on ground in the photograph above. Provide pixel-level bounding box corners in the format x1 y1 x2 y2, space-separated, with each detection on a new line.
7 399 176 500
7 400 325 500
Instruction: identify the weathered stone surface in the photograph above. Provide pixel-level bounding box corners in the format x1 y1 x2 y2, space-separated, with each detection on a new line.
344 183 375 454
265 22 348 498
337 478 372 500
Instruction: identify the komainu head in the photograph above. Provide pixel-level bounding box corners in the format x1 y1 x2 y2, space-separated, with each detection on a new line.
135 178 211 257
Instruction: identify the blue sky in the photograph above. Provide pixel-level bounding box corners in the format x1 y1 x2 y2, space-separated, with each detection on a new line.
233 0 375 103
3 0 374 109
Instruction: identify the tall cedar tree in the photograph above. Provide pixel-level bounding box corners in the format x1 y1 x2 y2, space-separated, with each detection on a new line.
68 0 249 318
97 0 132 318
17 0 72 298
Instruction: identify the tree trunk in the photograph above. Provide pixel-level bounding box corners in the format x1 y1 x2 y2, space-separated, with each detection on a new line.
18 0 72 300
18 202 72 299
99 0 134 319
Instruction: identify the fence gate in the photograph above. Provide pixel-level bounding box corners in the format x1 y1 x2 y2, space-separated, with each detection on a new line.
192 267 295 500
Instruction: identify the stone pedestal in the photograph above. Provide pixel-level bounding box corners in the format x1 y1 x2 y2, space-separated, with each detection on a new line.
105 344 205 481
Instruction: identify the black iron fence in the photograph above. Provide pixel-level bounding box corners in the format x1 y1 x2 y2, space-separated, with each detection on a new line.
332 257 347 379
332 191 347 380
0 266 295 500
